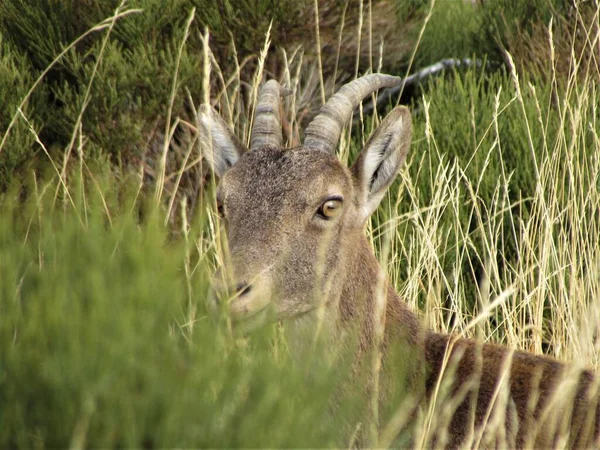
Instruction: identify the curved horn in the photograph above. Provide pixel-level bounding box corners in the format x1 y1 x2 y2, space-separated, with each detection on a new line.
250 80 287 151
304 74 403 154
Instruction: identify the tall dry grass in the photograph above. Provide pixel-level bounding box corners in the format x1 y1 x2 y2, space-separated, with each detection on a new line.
196 1 600 446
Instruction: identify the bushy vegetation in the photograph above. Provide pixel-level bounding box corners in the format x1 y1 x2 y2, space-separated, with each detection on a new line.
0 181 366 447
0 0 316 189
1 0 599 447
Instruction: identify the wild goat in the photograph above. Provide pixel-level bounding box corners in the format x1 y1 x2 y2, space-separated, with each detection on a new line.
198 74 599 448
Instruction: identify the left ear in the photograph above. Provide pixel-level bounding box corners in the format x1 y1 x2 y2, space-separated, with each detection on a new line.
351 106 412 221
197 105 247 178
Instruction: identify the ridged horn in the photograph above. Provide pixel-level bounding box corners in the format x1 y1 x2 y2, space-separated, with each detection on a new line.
304 74 403 154
250 80 288 151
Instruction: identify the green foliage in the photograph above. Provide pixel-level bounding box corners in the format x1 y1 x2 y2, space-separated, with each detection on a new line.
412 70 540 204
400 71 534 307
395 0 483 67
0 0 312 190
478 0 572 58
0 37 44 187
0 181 365 448
0 0 200 169
370 65 598 318
394 0 576 70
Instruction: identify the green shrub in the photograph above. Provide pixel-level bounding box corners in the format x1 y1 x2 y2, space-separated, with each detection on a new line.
0 0 313 191
478 0 573 61
395 0 483 67
0 38 44 187
0 181 365 447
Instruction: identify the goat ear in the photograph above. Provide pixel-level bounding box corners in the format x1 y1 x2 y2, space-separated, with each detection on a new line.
198 105 247 177
351 106 412 220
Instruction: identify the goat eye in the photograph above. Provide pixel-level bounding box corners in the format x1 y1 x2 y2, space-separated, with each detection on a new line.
317 198 343 219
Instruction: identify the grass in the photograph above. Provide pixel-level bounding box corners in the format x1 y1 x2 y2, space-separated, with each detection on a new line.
1 0 600 447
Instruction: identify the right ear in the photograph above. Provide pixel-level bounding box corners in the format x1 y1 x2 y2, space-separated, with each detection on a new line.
351 106 412 221
197 105 247 177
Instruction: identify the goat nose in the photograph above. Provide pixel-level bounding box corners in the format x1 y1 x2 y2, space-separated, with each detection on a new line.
235 282 251 297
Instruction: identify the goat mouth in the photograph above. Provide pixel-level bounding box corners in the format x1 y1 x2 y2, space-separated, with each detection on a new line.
227 292 271 319
222 293 273 334
206 285 271 320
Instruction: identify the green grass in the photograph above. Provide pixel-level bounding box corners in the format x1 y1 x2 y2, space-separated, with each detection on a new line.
1 0 600 447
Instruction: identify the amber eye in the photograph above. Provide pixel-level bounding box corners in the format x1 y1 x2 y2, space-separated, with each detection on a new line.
317 198 343 220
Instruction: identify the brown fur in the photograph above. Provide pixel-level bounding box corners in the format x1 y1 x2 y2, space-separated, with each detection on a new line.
201 94 599 448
